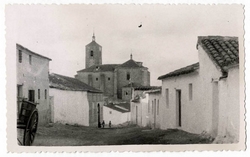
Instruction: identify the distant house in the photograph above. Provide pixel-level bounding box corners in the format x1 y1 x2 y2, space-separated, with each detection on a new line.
103 102 130 125
130 86 161 128
121 82 143 101
16 44 52 126
158 36 239 143
49 73 104 127
148 89 161 129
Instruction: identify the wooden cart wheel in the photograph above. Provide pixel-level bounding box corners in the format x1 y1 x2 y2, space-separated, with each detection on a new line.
23 109 38 146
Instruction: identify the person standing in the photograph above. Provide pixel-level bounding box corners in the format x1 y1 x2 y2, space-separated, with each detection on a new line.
102 120 105 128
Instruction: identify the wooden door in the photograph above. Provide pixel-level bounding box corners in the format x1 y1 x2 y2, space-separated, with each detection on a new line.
176 90 182 127
97 103 101 128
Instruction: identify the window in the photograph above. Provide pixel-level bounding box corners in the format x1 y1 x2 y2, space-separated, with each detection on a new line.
157 99 159 115
38 89 40 99
18 50 22 63
45 89 47 99
127 72 130 80
109 111 112 114
96 78 98 81
108 77 110 81
29 55 32 65
125 91 128 95
90 50 94 57
28 90 35 102
166 89 169 108
189 83 193 101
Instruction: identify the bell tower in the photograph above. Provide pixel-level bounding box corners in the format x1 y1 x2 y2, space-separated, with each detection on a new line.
85 33 102 68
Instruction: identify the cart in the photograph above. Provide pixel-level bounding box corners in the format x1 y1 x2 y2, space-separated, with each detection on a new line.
17 98 39 146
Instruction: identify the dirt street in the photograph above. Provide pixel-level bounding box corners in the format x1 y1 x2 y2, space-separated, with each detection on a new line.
32 123 213 146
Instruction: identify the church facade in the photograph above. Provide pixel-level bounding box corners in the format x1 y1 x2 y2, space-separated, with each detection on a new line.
75 34 150 100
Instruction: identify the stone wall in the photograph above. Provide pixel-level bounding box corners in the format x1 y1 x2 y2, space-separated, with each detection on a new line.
87 93 104 127
116 68 150 99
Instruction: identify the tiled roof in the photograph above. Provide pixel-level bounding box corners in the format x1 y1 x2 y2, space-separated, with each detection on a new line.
118 59 143 68
123 82 142 88
16 43 52 61
77 64 120 73
158 63 199 80
146 88 162 94
104 102 130 113
134 86 161 91
198 36 239 72
49 73 102 93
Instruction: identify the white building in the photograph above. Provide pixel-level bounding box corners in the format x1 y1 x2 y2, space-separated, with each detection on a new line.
158 36 240 143
49 73 104 127
16 44 52 126
103 102 130 126
130 86 161 128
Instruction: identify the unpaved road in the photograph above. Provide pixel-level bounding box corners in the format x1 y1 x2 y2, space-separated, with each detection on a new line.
32 123 213 146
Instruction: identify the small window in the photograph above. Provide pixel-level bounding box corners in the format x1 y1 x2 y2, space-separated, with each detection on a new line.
29 55 32 64
96 78 98 81
38 89 40 99
90 50 94 57
108 77 110 81
189 83 193 101
18 50 22 63
109 111 112 114
127 72 130 80
166 89 169 108
157 100 159 115
125 91 128 95
45 89 47 99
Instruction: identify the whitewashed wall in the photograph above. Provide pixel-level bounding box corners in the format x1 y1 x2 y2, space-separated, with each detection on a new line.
217 66 239 142
130 93 149 127
103 106 130 125
158 45 239 143
160 72 207 134
148 92 161 129
17 46 50 125
49 88 89 126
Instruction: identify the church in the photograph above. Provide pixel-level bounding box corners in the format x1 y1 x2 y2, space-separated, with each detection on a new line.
75 34 150 100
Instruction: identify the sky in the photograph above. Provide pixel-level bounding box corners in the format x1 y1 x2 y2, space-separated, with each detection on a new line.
6 4 244 86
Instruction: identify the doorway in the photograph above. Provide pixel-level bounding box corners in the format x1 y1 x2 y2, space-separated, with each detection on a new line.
17 85 23 116
176 90 182 127
212 82 219 137
97 103 101 128
28 90 35 102
153 99 157 128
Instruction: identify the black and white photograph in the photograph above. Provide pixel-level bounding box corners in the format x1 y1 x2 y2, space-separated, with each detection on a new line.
5 4 245 152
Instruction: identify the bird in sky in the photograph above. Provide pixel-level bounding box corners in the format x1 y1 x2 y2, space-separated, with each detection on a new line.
138 22 142 28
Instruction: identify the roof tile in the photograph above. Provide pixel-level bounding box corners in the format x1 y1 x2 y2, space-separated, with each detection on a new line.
158 62 199 80
77 64 120 73
49 73 102 93
198 36 239 72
